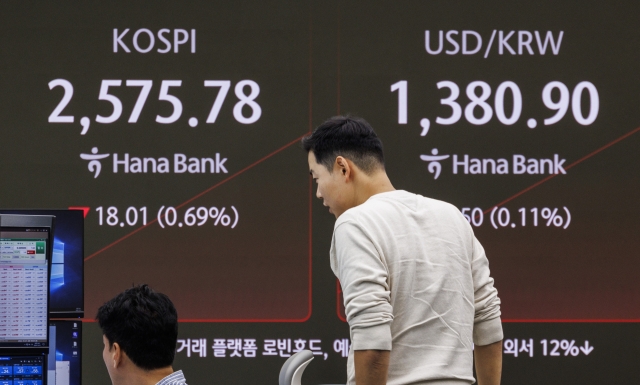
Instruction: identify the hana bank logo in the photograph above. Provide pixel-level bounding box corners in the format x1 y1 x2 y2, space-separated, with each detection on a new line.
420 148 450 179
79 148 229 178
80 147 110 178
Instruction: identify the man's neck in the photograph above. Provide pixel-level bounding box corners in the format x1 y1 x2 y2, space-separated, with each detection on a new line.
353 169 395 207
115 366 175 385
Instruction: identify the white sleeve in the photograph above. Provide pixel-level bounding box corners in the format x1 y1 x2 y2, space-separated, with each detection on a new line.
470 236 503 346
332 220 393 351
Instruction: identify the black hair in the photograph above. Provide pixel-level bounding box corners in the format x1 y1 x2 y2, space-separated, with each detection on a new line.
96 284 178 371
302 116 385 174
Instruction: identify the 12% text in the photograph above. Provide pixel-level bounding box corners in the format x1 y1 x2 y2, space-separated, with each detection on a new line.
504 338 594 357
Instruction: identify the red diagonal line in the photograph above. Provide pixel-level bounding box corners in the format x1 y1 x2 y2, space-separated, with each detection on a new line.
484 125 640 214
85 134 308 262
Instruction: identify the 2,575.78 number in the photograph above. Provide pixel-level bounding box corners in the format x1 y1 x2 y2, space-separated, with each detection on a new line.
48 79 262 127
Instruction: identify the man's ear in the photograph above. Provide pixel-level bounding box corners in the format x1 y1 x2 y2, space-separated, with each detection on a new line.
335 156 352 180
111 342 123 369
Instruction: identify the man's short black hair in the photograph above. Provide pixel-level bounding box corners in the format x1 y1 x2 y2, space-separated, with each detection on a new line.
302 116 385 174
96 284 178 371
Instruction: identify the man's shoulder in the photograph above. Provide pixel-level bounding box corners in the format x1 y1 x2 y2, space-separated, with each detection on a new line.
334 190 466 231
156 370 187 385
338 190 461 223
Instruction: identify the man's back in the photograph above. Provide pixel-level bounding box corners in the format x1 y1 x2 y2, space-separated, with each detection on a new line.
331 190 502 385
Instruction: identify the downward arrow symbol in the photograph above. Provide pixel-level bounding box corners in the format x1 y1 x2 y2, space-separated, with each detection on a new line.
580 341 594 355
69 206 90 218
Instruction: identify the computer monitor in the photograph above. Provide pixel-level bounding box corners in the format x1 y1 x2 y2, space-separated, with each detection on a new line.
0 354 46 385
0 214 53 354
0 210 83 318
47 321 81 385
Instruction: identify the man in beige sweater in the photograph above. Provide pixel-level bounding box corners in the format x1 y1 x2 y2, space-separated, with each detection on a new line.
303 116 503 385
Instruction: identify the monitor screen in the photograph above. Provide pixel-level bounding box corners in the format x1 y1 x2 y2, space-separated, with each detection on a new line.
0 216 52 354
47 321 80 385
0 211 83 318
0 355 45 385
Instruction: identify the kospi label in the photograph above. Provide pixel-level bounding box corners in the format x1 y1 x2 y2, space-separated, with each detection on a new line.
113 28 196 53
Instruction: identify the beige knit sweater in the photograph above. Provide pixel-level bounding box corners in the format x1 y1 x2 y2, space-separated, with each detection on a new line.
331 190 503 385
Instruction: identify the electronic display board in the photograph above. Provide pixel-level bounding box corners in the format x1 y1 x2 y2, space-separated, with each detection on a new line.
1 1 639 384
0 215 53 355
0 355 45 385
48 321 82 385
0 210 84 318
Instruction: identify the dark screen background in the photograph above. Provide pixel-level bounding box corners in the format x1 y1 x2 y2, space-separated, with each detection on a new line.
334 1 640 321
0 1 638 384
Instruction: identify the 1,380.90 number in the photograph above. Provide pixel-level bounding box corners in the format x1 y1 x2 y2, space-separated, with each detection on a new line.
391 80 598 126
